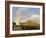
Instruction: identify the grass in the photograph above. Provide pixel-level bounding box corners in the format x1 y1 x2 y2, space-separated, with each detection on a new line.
13 20 40 30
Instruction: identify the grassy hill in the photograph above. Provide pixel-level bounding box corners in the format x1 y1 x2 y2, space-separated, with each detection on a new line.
13 20 40 30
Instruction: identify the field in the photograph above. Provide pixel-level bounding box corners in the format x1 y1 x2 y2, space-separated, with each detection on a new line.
13 20 40 31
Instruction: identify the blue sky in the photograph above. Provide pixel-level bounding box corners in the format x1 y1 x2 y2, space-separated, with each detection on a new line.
12 7 40 23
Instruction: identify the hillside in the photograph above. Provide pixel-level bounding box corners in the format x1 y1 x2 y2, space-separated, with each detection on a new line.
13 20 40 30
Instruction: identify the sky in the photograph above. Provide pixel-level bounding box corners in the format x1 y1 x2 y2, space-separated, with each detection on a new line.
12 7 40 24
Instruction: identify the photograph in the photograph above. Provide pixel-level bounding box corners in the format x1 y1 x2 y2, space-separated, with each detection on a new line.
12 7 40 31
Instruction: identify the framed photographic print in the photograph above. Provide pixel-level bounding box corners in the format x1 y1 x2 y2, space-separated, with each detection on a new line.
5 1 45 37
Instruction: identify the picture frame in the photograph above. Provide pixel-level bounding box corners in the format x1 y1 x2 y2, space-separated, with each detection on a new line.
5 1 45 37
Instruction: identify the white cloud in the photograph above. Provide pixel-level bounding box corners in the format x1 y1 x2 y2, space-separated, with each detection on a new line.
19 14 40 24
16 8 26 15
13 8 26 25
31 15 40 24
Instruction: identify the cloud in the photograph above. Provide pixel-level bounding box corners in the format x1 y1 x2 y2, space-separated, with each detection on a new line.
16 8 26 15
13 8 26 25
20 14 40 24
31 15 40 24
